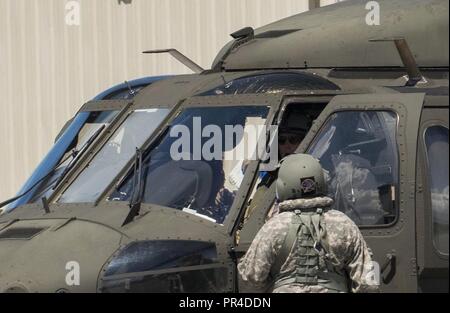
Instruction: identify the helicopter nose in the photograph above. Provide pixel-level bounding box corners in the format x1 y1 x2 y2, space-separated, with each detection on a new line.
0 217 124 293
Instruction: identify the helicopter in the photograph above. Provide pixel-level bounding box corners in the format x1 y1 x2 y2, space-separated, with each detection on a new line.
0 0 448 293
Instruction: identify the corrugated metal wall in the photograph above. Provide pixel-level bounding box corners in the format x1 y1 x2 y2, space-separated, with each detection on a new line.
321 0 344 6
0 0 311 201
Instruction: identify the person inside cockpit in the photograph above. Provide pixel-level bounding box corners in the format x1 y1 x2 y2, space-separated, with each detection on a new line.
240 108 313 226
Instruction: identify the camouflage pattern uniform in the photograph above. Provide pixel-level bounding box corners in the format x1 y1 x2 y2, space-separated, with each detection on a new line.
238 196 379 293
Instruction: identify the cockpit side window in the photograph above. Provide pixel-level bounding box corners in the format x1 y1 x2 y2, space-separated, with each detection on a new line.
424 125 449 255
307 111 399 226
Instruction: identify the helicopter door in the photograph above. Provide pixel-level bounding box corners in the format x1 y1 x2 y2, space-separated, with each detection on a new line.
236 93 425 292
297 93 425 292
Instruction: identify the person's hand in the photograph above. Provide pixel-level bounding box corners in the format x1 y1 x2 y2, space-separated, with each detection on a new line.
215 187 233 208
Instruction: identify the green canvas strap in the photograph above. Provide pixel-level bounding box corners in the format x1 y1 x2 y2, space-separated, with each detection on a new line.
298 213 317 242
270 209 322 279
270 208 349 292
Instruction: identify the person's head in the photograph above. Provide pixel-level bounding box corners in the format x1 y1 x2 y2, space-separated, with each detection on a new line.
278 129 305 158
276 154 327 202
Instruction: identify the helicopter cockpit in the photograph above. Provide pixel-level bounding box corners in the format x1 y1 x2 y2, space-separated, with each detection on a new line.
99 105 270 224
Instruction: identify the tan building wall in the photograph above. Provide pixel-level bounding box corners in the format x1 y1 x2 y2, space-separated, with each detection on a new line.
0 0 314 201
321 0 345 6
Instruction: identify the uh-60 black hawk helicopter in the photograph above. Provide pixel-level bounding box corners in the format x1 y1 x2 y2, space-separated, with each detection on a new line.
0 0 448 293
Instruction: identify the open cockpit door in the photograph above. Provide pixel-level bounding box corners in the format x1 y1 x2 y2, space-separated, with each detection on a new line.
237 93 425 292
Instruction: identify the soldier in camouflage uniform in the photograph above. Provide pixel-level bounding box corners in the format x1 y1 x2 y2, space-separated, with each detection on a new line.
238 154 379 293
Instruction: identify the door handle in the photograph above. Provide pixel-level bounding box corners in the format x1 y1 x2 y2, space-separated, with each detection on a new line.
380 252 396 284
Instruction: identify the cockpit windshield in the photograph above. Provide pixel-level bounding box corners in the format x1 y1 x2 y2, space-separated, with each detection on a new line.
5 110 118 212
30 111 119 201
57 109 171 203
109 106 270 224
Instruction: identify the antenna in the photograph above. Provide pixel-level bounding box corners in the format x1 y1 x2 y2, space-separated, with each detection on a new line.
230 27 254 40
370 38 425 86
124 80 136 96
143 49 204 73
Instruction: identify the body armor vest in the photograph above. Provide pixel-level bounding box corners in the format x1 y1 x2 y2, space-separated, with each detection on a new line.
271 208 349 292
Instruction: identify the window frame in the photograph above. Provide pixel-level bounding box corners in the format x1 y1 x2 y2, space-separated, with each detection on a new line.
106 105 272 225
291 93 424 240
304 109 401 229
422 123 449 257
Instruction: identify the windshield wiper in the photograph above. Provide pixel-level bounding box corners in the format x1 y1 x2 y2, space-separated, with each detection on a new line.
122 148 144 226
121 125 172 226
52 124 106 191
0 124 106 210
